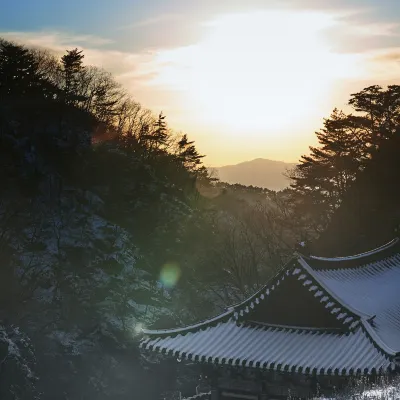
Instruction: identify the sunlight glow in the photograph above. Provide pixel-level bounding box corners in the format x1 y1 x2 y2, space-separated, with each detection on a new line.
149 10 361 135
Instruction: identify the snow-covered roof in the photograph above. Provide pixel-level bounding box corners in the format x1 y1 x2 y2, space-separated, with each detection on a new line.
141 320 393 375
310 251 400 353
141 239 400 375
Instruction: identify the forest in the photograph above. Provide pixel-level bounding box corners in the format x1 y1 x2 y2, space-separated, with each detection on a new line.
0 38 399 399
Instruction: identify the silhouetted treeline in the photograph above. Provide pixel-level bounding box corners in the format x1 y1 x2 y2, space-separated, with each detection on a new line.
316 129 400 255
287 85 400 254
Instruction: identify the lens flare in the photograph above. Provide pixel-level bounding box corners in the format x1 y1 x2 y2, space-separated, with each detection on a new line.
159 263 181 288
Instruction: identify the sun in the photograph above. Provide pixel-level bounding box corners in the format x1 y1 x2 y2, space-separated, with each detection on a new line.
151 10 360 136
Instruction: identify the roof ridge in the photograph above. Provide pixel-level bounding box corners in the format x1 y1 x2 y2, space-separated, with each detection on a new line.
234 257 365 329
298 257 372 322
228 262 292 310
306 238 399 263
360 319 398 357
231 268 292 319
209 256 365 329
141 309 233 336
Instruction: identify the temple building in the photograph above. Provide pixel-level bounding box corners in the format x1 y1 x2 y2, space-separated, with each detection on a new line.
140 239 400 399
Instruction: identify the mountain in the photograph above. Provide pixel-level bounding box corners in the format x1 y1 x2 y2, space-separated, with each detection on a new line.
211 158 296 191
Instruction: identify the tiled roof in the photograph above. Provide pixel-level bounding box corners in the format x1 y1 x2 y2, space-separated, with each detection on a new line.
310 252 400 353
141 239 400 375
141 319 394 375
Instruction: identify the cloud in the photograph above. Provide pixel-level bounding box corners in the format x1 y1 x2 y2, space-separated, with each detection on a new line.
2 8 400 136
371 50 400 63
363 48 400 80
0 29 181 118
280 0 400 54
3 6 397 88
118 13 183 30
0 31 114 50
347 22 399 37
0 30 159 87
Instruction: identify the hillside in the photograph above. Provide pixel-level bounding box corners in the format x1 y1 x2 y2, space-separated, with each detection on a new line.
0 39 299 399
211 158 295 191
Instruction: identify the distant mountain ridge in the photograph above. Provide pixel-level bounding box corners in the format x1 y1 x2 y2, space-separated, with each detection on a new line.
211 158 295 191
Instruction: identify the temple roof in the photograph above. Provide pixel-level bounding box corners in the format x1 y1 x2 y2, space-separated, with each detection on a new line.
141 321 393 375
309 251 400 353
140 239 400 375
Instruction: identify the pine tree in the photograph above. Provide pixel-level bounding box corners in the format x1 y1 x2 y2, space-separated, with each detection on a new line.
152 112 168 148
60 48 86 105
177 134 204 171
0 40 43 99
349 85 400 149
0 40 58 145
288 85 400 233
288 109 366 231
139 112 169 158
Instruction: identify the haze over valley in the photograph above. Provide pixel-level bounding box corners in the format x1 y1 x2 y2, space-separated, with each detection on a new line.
211 158 295 191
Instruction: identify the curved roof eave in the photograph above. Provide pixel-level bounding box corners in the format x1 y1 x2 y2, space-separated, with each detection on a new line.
142 320 395 376
141 308 234 336
305 238 399 263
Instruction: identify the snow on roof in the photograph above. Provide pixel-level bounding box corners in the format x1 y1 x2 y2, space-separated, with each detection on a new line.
141 319 394 375
141 239 400 373
310 239 399 262
311 252 400 353
142 309 234 336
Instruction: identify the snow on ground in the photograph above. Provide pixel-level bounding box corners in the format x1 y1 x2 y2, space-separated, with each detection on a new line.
317 379 400 400
351 384 400 400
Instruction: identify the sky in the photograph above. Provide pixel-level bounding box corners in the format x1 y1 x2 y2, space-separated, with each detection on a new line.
2 0 400 165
